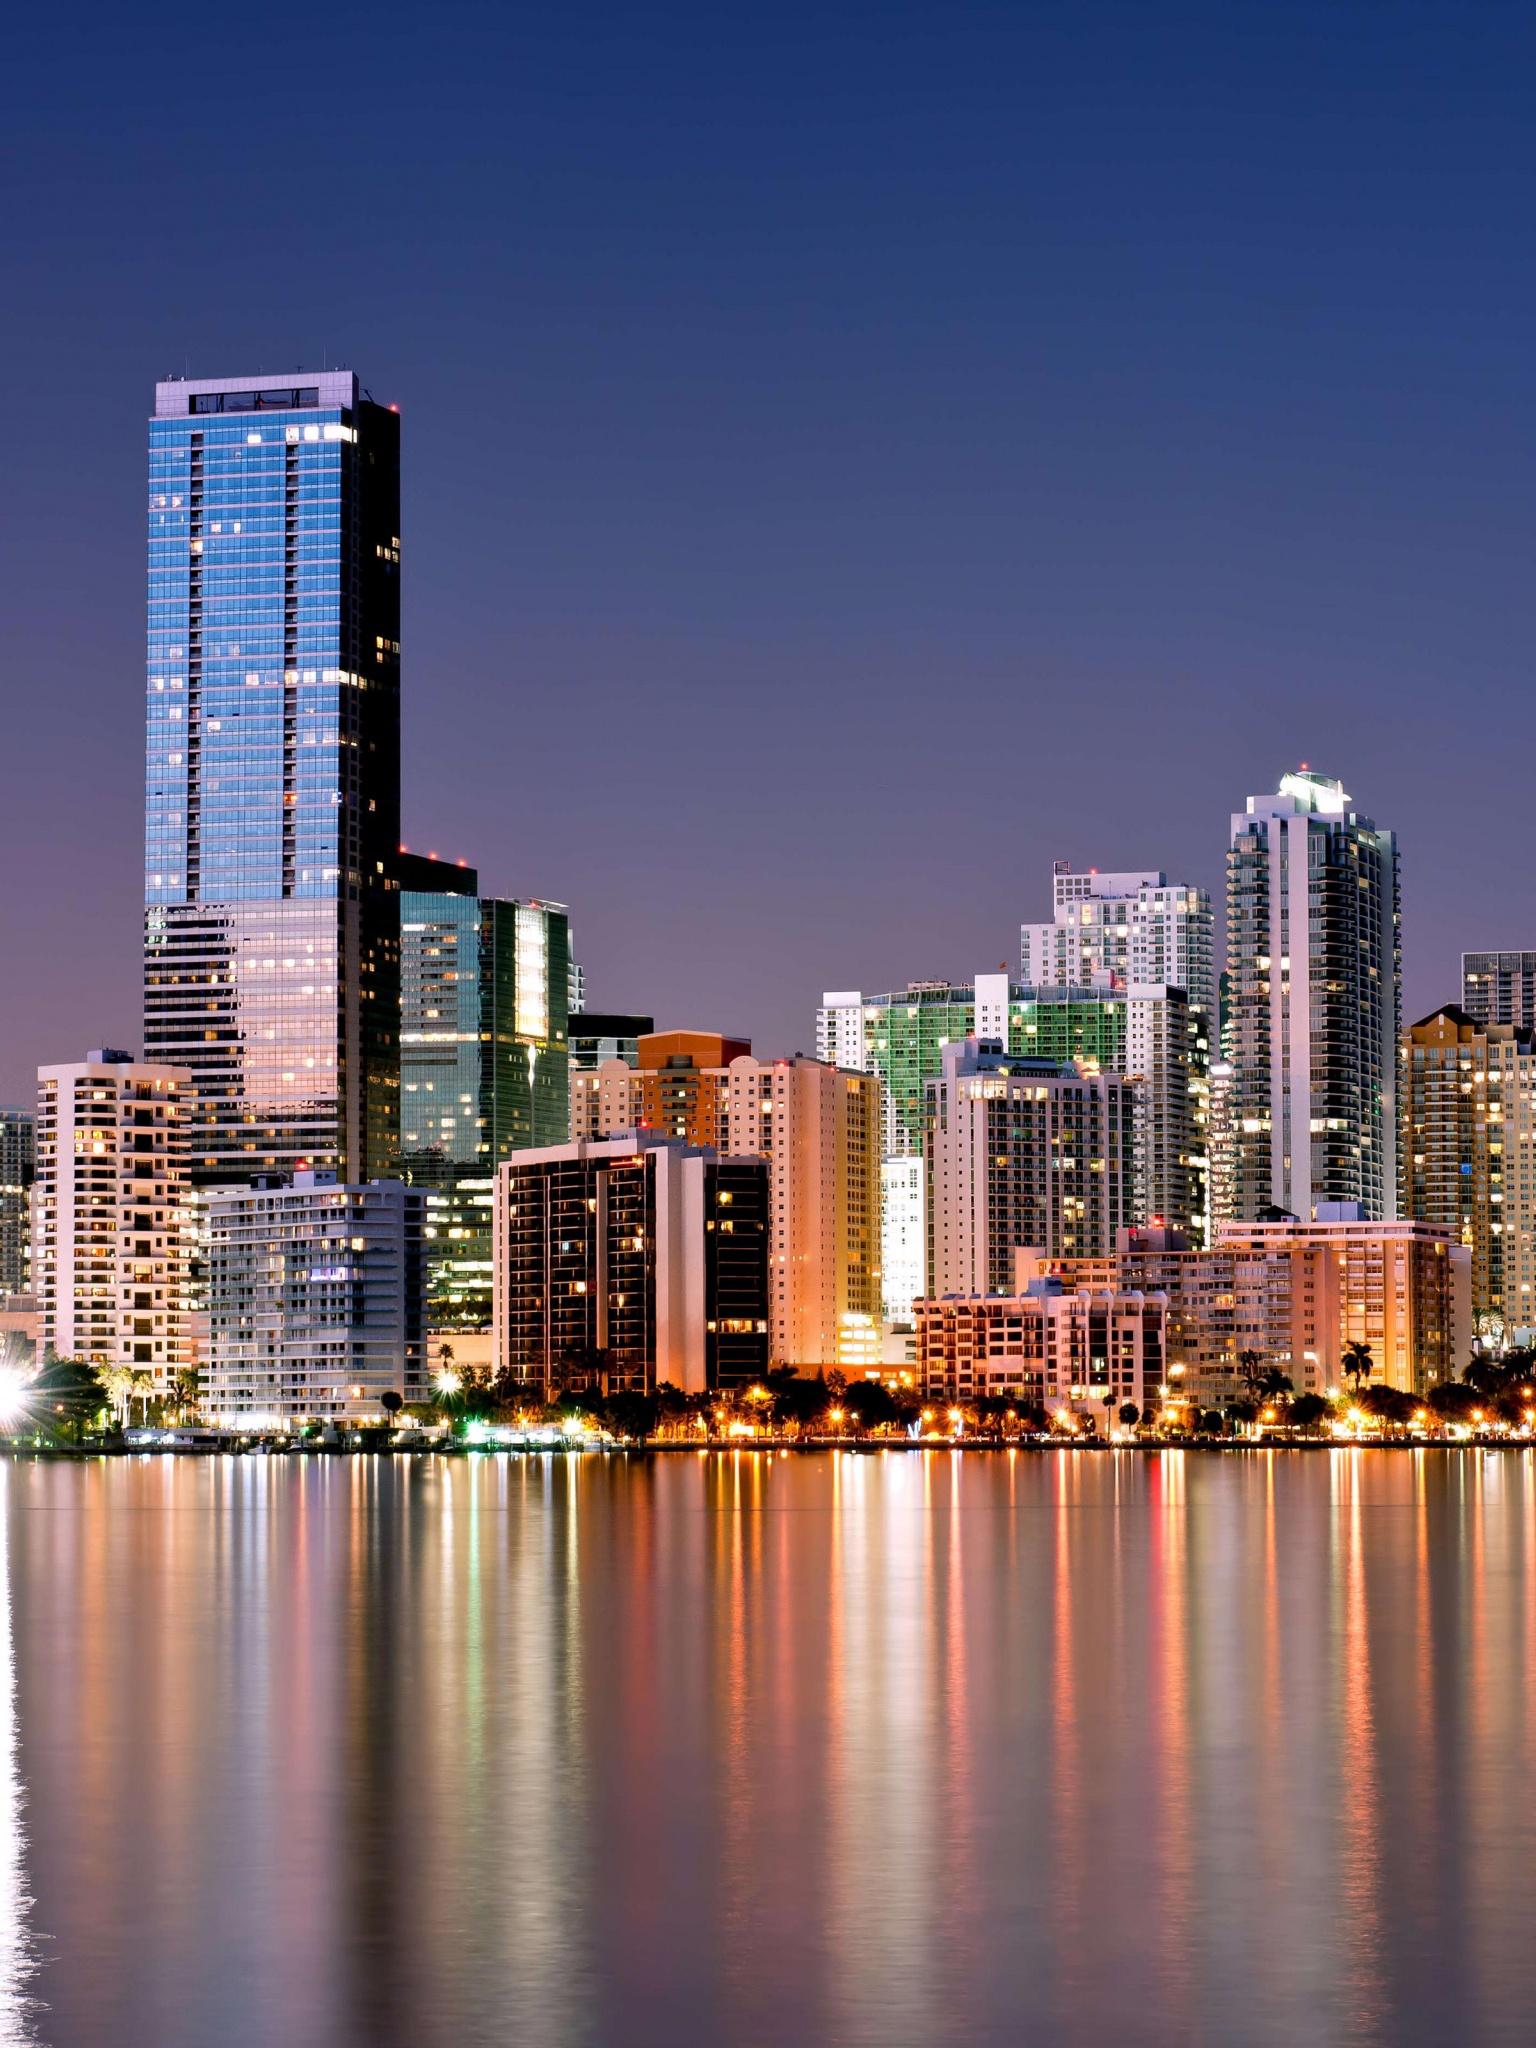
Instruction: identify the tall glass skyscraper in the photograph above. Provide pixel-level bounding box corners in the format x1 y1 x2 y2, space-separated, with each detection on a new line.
397 855 571 1331
143 372 401 1182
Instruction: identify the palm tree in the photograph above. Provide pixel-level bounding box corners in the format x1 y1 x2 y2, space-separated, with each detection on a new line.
99 1363 138 1430
170 1367 202 1425
1343 1341 1374 1400
1238 1349 1264 1400
130 1369 156 1428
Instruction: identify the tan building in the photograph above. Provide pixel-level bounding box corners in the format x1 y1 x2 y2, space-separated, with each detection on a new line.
1401 1003 1536 1341
724 1056 881 1371
579 1042 880 1370
576 1031 749 1150
33 1053 193 1387
1047 1215 1469 1401
917 1287 1168 1425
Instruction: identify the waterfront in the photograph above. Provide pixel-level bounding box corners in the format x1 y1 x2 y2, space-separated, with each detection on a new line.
3 1452 1536 2044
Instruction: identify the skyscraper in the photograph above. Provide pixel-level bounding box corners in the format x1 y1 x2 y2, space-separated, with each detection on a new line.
1402 1003 1536 1340
880 1154 925 1325
399 859 571 1169
493 1135 770 1396
1020 864 1215 1023
819 980 1131 1156
578 1045 881 1368
724 1057 883 1372
0 1108 32 1297
398 855 572 1332
925 1038 1138 1290
32 1053 193 1385
1226 770 1400 1222
819 975 1207 1242
1462 953 1536 1031
143 371 402 1184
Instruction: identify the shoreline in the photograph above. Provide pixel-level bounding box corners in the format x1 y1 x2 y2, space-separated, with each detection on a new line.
1 1436 1528 1459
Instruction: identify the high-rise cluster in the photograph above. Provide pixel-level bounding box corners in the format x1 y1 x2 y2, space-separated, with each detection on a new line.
24 369 769 1423
820 768 1515 1425
7 370 1523 1430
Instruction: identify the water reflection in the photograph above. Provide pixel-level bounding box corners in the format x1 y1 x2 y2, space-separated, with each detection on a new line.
9 1451 1536 2045
0 1471 39 2042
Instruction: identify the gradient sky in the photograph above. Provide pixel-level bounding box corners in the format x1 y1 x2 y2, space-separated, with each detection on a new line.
2 0 1534 1101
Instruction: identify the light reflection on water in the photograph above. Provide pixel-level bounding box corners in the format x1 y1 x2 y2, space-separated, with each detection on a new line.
8 1450 1536 2046
0 1471 40 2043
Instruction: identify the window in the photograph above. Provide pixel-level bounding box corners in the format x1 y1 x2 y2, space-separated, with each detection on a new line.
188 387 318 415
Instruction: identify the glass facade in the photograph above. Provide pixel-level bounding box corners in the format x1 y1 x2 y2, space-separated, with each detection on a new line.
860 984 1129 1154
568 1013 654 1071
400 889 571 1327
0 1108 33 1296
143 371 401 1184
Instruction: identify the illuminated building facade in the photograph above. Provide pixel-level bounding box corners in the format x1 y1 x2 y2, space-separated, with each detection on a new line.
0 1108 32 1296
143 370 402 1185
1462 952 1536 1031
724 1057 882 1370
203 1168 426 1424
1225 771 1400 1222
32 1053 193 1386
578 1048 880 1368
818 980 1131 1157
1020 863 1215 1023
399 869 570 1166
569 1013 654 1138
397 855 570 1335
917 1286 1167 1422
1045 1214 1469 1402
1402 1003 1536 1339
493 1133 769 1395
880 1152 925 1324
925 1039 1138 1291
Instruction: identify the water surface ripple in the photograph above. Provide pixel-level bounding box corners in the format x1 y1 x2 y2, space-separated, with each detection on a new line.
6 1449 1535 2047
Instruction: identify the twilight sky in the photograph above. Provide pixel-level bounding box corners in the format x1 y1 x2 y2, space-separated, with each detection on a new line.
2 0 1534 1100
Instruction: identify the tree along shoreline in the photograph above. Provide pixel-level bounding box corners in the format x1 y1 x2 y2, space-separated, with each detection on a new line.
7 1342 1535 1453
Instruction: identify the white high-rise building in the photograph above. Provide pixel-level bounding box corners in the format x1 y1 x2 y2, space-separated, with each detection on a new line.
925 1039 1138 1293
1125 985 1207 1236
1206 1060 1236 1231
816 992 866 1071
33 1052 194 1384
1020 865 1215 1023
880 1154 925 1324
1226 770 1400 1222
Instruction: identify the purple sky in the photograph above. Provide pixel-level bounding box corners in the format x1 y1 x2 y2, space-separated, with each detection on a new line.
3 1 1534 1100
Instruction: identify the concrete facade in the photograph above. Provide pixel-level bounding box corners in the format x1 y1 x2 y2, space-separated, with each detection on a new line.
33 1054 193 1386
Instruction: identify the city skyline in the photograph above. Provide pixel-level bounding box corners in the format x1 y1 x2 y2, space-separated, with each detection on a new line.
6 4 1536 1100
3 14 1533 2044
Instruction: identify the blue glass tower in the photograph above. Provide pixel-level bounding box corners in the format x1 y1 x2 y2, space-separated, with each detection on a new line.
143 371 401 1182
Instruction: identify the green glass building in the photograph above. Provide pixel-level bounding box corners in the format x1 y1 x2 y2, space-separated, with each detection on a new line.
847 983 1129 1156
399 856 571 1328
